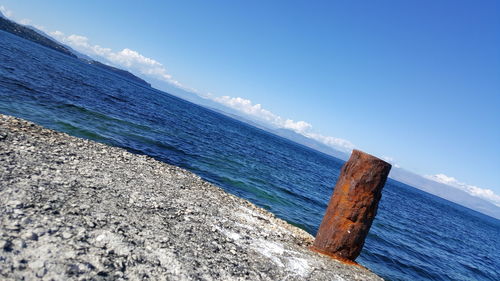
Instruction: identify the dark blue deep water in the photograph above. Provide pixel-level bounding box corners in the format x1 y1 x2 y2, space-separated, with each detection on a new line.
1 31 499 280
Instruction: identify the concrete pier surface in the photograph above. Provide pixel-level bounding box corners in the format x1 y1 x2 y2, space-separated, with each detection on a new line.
0 114 382 281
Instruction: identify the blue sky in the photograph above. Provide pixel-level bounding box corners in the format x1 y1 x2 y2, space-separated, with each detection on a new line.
1 1 499 204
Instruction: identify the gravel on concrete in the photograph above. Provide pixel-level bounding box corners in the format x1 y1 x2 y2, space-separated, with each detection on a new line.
0 114 383 281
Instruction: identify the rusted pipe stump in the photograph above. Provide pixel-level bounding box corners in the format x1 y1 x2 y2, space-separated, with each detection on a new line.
311 149 391 263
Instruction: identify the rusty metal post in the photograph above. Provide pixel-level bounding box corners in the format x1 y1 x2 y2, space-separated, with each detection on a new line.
311 149 391 262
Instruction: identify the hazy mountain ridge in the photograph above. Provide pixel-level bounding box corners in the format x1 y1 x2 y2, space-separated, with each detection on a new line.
271 128 350 161
201 106 349 160
390 167 500 219
0 14 76 58
0 15 150 87
84 59 151 87
24 24 94 61
258 127 500 219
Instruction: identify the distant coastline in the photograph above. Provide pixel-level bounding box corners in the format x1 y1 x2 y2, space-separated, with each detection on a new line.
0 15 150 87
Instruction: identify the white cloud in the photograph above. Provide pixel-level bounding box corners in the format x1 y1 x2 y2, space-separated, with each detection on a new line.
283 119 312 133
19 18 31 25
426 174 500 207
382 156 401 168
305 133 355 151
65 34 89 47
33 24 46 31
50 30 64 38
214 96 278 122
382 156 394 163
49 31 182 87
0 5 13 18
212 95 354 151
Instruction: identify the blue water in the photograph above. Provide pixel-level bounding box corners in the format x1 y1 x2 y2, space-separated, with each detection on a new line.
1 30 499 280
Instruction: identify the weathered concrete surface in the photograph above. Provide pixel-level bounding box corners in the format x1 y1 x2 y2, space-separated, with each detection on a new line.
0 114 383 281
312 150 391 262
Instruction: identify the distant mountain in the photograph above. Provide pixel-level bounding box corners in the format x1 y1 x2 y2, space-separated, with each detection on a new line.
268 128 500 219
84 59 151 87
24 24 94 61
0 14 76 58
270 128 350 161
149 78 215 107
199 104 349 160
0 15 150 87
390 167 500 219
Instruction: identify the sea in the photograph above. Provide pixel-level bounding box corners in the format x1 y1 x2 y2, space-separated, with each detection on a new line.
1 30 499 281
